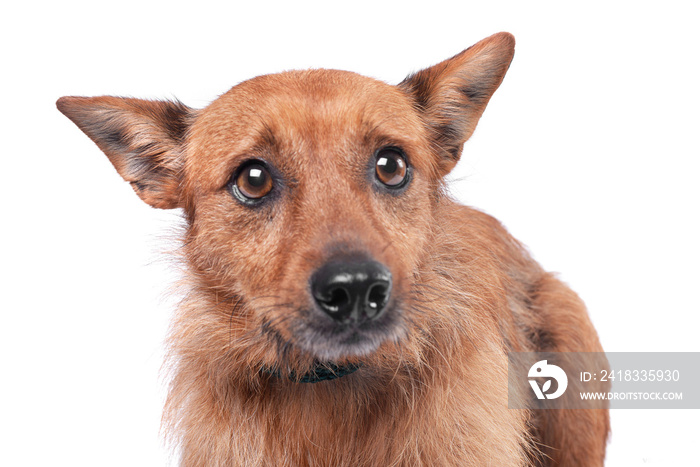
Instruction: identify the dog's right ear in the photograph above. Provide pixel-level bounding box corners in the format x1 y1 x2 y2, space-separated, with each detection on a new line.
399 32 515 176
56 96 193 209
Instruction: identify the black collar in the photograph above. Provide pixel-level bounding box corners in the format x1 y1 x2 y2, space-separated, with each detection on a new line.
264 362 361 383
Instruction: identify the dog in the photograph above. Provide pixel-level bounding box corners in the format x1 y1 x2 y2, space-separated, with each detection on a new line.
57 32 609 466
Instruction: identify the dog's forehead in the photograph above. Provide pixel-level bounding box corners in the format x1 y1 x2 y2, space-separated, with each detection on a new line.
187 69 427 183
215 68 415 124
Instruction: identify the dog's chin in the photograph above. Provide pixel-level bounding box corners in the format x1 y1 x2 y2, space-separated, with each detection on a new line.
290 307 405 362
298 330 386 362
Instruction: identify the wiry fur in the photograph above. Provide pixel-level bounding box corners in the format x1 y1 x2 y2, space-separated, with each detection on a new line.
58 32 608 466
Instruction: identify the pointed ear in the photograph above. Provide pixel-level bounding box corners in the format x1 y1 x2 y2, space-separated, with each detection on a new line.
399 32 515 175
56 96 193 209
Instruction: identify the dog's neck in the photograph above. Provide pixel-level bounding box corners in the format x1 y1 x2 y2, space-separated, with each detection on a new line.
265 362 362 383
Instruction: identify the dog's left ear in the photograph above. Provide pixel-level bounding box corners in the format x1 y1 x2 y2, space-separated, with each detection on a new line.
57 96 193 209
399 32 515 176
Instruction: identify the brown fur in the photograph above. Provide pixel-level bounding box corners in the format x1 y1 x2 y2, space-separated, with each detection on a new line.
57 32 608 466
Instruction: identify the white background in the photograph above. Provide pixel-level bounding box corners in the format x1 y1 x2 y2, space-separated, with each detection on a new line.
2 1 698 465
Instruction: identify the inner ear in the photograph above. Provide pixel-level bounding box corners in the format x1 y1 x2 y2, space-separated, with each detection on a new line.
399 32 515 176
57 96 193 209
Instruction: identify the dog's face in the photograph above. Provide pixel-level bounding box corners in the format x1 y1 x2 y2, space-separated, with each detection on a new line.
58 33 514 368
182 70 436 360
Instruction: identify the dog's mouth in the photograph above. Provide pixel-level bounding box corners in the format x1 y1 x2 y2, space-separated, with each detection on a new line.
258 317 373 383
291 256 403 361
257 252 405 371
257 298 404 376
285 300 404 362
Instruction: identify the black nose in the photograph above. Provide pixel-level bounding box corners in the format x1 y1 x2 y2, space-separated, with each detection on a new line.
311 260 392 324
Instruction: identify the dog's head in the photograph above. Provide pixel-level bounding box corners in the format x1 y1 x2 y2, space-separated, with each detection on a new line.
58 33 514 373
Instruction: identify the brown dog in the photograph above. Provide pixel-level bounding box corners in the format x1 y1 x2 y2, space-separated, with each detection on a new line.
57 32 608 466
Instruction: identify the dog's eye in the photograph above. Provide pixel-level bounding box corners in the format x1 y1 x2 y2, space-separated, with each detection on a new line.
375 148 408 187
233 162 273 201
